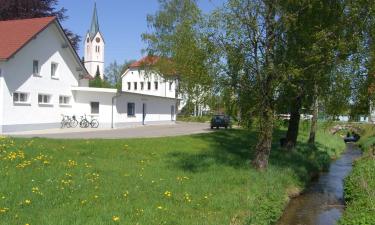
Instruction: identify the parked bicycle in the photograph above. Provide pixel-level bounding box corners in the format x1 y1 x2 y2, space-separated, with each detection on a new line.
61 114 71 128
80 114 99 128
61 115 79 128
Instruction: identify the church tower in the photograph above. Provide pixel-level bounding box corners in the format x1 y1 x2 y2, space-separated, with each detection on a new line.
84 3 105 79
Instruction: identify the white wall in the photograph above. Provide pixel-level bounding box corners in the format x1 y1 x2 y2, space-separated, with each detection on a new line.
1 23 83 131
73 91 114 128
122 68 176 99
115 92 176 127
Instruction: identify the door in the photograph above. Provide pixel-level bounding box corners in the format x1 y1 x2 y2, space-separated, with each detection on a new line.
171 105 175 121
142 103 146 125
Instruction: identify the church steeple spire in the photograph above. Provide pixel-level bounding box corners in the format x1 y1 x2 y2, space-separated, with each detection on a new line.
89 2 100 39
84 2 105 79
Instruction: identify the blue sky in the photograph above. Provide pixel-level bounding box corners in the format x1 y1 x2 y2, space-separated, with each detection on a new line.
58 0 224 66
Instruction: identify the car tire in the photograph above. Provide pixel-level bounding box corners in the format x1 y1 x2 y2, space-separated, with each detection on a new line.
211 126 213 129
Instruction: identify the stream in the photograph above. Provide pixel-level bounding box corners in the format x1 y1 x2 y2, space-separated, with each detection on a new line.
277 143 362 225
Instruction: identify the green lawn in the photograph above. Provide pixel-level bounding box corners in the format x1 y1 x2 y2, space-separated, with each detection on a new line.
0 127 344 225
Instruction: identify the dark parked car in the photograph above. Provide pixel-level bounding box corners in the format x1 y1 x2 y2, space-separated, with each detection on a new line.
210 115 231 129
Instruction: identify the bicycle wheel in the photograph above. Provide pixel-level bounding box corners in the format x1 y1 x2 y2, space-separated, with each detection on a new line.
91 119 99 128
70 119 78 128
80 120 88 128
66 119 72 128
61 120 66 128
83 119 90 128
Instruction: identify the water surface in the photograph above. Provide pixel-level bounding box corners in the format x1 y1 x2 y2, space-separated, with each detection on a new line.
277 143 361 225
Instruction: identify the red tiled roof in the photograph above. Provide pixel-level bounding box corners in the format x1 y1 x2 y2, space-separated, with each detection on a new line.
129 56 160 68
0 17 56 60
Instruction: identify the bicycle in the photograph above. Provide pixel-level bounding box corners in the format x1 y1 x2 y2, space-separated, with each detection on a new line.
61 115 71 128
69 115 78 128
80 114 99 128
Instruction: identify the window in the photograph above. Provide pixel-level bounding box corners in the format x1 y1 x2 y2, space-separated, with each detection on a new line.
51 62 58 78
59 96 70 105
127 103 135 116
147 82 151 90
169 82 173 91
154 81 159 90
91 102 99 114
33 60 39 75
127 82 131 90
140 82 144 90
134 82 138 90
38 94 51 104
0 68 2 77
13 92 29 104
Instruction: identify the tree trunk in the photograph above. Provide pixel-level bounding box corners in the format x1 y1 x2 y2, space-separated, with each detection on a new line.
253 104 274 170
285 95 302 150
308 86 319 144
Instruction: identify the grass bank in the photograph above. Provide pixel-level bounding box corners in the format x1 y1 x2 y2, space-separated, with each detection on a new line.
0 126 344 225
339 124 375 225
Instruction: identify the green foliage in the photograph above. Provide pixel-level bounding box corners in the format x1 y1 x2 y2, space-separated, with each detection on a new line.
89 75 111 88
105 60 135 90
142 0 214 114
177 115 211 123
0 127 344 225
339 125 375 225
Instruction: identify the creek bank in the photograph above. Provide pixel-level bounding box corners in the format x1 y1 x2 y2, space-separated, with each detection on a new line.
277 144 361 225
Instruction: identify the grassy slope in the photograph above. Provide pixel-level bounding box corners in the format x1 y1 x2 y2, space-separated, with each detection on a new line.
0 127 344 225
339 125 375 225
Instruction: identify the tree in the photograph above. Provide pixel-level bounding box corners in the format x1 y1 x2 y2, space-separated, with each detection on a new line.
277 0 346 148
105 60 135 90
211 0 286 170
0 0 81 50
142 0 214 116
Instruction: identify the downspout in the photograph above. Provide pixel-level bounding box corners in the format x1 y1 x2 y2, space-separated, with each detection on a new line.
111 92 120 129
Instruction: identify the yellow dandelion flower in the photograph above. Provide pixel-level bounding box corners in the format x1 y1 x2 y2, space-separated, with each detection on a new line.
24 199 31 204
112 216 120 221
157 206 163 209
164 191 172 198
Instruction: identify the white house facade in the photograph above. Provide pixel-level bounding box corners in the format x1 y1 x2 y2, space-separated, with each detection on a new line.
0 8 177 133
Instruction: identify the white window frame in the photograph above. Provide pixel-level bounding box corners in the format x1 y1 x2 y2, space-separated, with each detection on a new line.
33 60 40 76
59 95 71 106
13 92 30 105
169 82 173 91
51 62 59 79
38 93 52 105
134 82 138 90
127 82 131 90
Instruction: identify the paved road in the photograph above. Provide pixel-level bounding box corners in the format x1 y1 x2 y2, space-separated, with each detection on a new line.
8 122 212 139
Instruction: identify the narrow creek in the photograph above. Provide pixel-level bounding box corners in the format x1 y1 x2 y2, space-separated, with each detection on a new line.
277 143 362 225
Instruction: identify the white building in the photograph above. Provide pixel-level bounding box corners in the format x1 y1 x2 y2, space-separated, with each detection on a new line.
0 10 177 133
